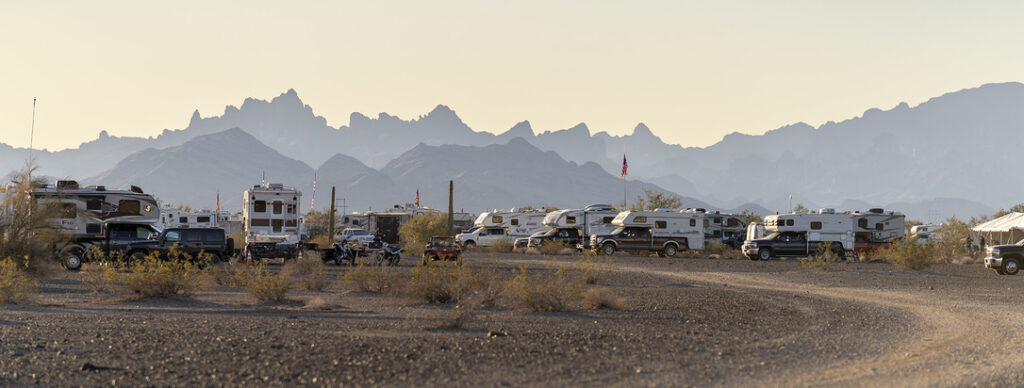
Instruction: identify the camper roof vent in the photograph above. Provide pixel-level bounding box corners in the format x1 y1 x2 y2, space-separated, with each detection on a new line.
56 180 79 190
869 208 884 214
95 186 106 191
269 183 284 189
818 208 835 214
130 185 144 194
653 208 675 212
584 204 613 211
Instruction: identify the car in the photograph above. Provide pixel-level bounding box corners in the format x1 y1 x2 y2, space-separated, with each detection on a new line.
985 238 1024 275
423 236 462 263
338 228 375 245
126 228 233 263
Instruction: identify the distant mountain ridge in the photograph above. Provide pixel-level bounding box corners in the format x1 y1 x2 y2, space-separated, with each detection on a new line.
5 82 1022 219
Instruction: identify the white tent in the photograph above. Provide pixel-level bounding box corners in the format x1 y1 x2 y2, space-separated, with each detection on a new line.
972 212 1024 246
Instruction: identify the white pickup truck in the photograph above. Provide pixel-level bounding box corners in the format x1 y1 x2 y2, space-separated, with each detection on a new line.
338 228 376 245
455 226 509 249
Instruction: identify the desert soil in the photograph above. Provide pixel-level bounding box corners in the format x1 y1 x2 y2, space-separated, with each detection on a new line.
2 252 1024 387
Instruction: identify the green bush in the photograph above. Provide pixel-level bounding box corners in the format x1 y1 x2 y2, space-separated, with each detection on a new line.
119 252 206 298
0 257 38 304
398 213 450 254
799 242 840 271
879 238 936 271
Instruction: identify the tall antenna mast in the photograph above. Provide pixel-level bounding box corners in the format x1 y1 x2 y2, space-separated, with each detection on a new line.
29 97 36 160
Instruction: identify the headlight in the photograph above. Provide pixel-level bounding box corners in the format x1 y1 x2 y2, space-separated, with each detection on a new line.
992 250 1001 257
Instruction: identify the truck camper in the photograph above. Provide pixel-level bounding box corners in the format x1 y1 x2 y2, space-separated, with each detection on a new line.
688 209 747 248
159 208 219 229
585 209 704 257
742 209 855 261
242 184 302 261
534 204 618 248
850 208 906 254
457 208 547 248
32 180 161 270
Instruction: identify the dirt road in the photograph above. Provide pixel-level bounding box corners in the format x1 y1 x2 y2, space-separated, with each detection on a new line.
1 253 1022 387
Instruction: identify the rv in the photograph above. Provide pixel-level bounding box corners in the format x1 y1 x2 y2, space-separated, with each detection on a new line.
742 209 855 261
851 208 906 242
31 180 161 270
534 204 618 248
242 184 302 261
585 209 704 257
456 208 548 248
158 208 219 229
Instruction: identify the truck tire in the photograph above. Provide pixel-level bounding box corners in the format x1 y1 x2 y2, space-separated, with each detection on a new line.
663 244 678 258
1003 258 1020 276
601 243 616 256
757 248 771 261
130 251 147 266
61 246 85 271
463 241 476 250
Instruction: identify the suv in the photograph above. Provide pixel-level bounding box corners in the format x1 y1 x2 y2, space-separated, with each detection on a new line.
985 239 1024 275
742 231 846 261
126 228 232 263
424 236 462 263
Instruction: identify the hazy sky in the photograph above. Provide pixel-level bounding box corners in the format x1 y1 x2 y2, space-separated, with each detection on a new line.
2 1 1023 151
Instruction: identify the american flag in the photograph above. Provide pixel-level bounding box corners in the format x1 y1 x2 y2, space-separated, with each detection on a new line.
621 155 628 178
216 191 219 212
415 188 420 208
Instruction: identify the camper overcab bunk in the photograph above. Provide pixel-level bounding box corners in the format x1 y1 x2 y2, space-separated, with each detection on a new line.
530 205 618 248
851 208 906 253
159 208 219 229
32 180 160 270
455 208 547 248
586 209 704 257
742 209 854 261
242 184 301 261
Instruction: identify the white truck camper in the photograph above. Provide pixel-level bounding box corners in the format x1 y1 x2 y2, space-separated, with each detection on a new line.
742 209 855 261
851 208 906 242
31 180 161 270
242 184 302 261
159 209 219 229
456 208 548 248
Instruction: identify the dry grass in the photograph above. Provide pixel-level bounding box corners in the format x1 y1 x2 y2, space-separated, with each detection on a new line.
583 287 627 310
506 263 584 312
0 165 65 276
537 240 571 255
487 238 513 254
118 252 206 298
575 256 617 285
0 257 39 304
404 261 502 305
433 304 478 330
283 257 330 291
877 238 937 270
799 242 841 271
344 262 401 294
242 262 293 302
81 261 119 294
705 241 743 260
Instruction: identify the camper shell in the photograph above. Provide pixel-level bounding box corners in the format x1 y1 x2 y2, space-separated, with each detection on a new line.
742 209 855 260
31 180 161 270
584 209 705 257
242 184 302 261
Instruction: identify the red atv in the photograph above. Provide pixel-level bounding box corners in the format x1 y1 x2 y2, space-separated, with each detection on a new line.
423 236 462 263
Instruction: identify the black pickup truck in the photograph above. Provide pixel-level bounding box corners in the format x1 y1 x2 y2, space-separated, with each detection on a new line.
742 231 848 261
527 227 582 248
985 241 1024 275
125 228 232 263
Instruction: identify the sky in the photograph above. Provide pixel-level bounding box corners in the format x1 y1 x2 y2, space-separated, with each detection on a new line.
2 0 1023 151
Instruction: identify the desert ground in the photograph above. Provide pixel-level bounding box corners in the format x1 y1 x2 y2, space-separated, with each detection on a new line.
1 252 1023 387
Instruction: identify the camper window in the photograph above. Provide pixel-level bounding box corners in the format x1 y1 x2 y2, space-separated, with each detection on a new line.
179 217 187 223
810 221 822 230
204 229 224 242
633 216 648 223
602 216 614 224
254 201 266 213
511 219 519 226
60 203 76 218
184 230 202 242
492 216 503 224
786 219 794 226
566 216 577 224
858 219 868 228
713 218 721 224
875 223 883 231
287 204 296 214
690 219 696 227
197 216 211 223
164 230 181 242
86 199 101 211
272 219 283 233
655 221 667 229
273 202 283 215
117 200 141 216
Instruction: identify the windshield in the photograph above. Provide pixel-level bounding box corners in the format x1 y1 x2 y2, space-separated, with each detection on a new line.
348 229 369 236
1016 238 1024 246
531 230 549 237
762 232 779 241
464 226 480 234
611 227 625 235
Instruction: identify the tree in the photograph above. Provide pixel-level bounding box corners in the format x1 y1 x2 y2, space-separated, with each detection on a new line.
631 189 682 211
737 210 762 226
303 209 339 240
792 203 808 213
935 217 973 262
992 203 1024 219
398 213 450 253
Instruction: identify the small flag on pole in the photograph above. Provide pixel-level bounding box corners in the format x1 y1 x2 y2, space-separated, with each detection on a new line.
261 171 266 188
216 191 220 212
415 188 420 208
621 155 628 178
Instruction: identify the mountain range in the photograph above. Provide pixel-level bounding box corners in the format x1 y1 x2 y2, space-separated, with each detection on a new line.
5 82 1022 221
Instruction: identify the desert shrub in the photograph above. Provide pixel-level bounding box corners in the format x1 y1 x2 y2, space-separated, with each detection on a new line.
575 255 617 285
934 217 975 263
879 238 937 271
119 252 205 298
211 263 247 288
398 213 450 254
799 242 840 271
0 166 64 276
240 262 293 302
81 261 119 294
537 240 570 255
583 287 627 310
283 257 329 291
345 262 401 294
488 238 513 254
405 261 498 304
435 304 478 330
0 257 39 304
506 263 584 312
705 241 743 259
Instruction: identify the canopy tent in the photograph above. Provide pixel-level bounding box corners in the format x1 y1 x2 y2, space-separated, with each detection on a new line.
972 212 1024 246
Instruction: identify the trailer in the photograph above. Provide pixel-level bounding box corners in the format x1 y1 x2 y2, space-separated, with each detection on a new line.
159 208 219 229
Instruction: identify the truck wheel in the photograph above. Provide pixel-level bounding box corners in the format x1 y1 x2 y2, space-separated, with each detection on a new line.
601 243 616 256
463 241 476 250
130 251 147 266
61 247 84 271
664 244 678 258
757 248 771 261
1003 259 1020 276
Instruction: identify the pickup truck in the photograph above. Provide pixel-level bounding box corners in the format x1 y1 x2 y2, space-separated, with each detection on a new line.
338 228 375 245
586 226 687 257
455 226 509 249
528 227 582 248
126 228 232 263
985 240 1024 275
742 231 847 261
57 223 162 270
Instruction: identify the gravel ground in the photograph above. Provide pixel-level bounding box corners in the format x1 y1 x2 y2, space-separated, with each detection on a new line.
1 252 1022 387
